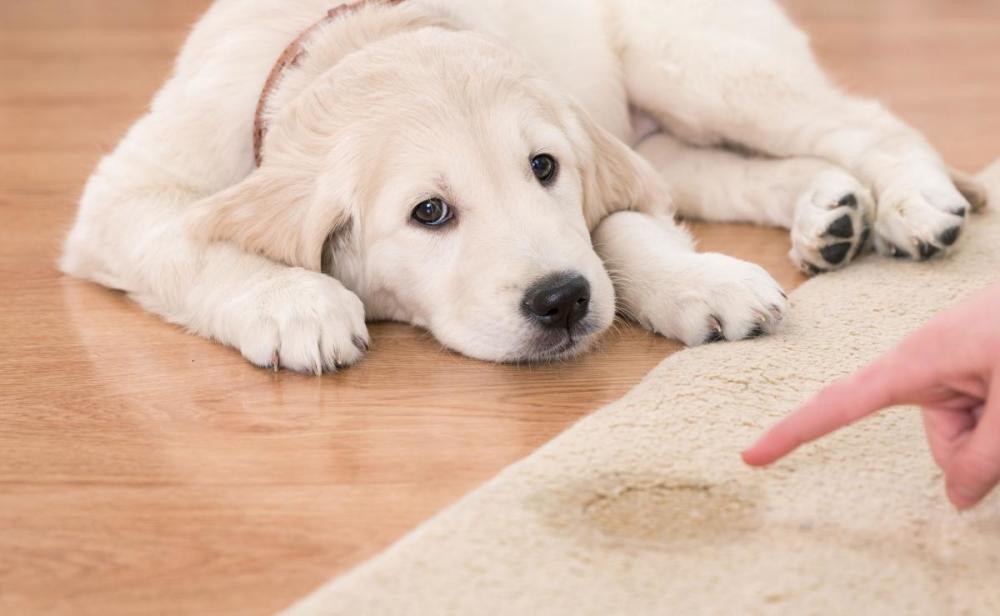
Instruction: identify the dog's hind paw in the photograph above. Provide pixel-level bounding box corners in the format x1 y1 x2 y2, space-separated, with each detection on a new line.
872 168 969 261
789 169 873 275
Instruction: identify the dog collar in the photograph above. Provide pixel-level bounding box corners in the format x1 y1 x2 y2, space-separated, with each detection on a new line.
252 0 406 167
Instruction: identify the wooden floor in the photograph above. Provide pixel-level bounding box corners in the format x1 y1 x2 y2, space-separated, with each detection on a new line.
1 1 997 614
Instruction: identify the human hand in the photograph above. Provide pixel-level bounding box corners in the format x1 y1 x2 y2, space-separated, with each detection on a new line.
743 282 1000 510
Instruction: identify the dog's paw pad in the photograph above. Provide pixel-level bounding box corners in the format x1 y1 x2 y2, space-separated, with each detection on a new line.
889 244 910 260
825 213 855 239
837 193 859 209
791 173 874 275
819 241 853 266
938 225 962 246
917 241 940 260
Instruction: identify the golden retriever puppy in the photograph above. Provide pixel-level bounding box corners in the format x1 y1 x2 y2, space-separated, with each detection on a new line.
61 0 984 372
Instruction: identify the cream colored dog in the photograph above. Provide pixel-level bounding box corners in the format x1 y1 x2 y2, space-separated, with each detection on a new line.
61 0 987 372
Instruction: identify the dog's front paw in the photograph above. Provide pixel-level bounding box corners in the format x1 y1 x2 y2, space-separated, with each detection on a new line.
873 169 968 261
636 253 788 347
229 269 369 374
790 169 873 275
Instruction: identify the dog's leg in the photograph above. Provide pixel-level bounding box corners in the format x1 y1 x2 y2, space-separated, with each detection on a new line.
62 168 369 374
636 132 873 274
616 0 980 260
593 211 787 346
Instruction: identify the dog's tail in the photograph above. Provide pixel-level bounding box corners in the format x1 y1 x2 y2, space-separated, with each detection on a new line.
969 158 1000 211
951 165 989 212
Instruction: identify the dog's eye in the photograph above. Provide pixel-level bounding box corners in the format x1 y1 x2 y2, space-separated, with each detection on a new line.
531 154 558 186
411 198 453 227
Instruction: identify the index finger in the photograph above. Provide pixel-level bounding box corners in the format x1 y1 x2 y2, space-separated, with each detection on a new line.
742 361 899 466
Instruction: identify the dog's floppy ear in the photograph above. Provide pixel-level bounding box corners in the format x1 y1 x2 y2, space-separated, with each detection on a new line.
188 166 352 271
187 59 361 271
571 106 674 229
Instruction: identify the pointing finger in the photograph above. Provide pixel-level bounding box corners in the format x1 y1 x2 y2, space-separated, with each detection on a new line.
742 359 902 466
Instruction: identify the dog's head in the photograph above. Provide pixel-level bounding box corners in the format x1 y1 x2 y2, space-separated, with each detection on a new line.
194 18 668 362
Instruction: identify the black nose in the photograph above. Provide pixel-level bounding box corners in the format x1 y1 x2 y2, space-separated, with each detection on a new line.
522 273 591 329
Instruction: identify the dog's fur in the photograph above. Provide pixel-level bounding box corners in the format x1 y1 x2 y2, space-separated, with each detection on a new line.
61 0 987 372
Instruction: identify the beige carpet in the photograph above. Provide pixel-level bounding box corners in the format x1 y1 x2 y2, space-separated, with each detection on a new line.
283 162 1000 616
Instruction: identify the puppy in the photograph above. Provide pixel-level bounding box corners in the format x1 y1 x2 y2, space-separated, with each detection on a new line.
61 0 986 372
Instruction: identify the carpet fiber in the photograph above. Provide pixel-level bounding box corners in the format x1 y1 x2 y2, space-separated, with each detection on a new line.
283 163 1000 615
